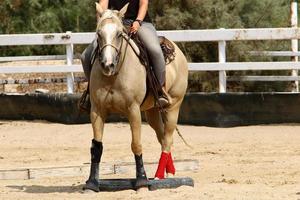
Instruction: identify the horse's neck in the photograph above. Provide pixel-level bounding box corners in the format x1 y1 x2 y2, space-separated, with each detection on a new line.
115 36 147 83
121 34 140 56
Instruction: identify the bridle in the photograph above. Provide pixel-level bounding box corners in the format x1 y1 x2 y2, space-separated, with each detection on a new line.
94 18 131 75
97 32 124 65
98 43 121 57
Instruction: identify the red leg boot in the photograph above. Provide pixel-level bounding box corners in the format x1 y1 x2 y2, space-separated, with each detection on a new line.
166 152 175 177
154 152 169 179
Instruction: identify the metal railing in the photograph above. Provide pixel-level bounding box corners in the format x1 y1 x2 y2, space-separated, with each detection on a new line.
1 28 300 93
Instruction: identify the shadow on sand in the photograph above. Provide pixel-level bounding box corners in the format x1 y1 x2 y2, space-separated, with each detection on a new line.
7 184 85 194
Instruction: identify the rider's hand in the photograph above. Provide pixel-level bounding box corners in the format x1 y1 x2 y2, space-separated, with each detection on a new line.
130 21 141 34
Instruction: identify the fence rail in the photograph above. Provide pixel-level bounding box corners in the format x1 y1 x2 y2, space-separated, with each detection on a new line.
0 55 68 62
1 28 300 93
1 28 300 45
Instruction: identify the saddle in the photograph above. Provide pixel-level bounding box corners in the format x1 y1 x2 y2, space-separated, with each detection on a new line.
159 36 176 64
134 36 176 66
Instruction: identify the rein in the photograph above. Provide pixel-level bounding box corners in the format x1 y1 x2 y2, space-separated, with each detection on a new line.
117 32 132 72
110 32 132 75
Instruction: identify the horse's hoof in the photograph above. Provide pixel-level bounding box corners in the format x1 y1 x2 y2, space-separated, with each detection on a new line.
135 178 149 190
136 187 149 193
83 179 100 192
82 189 96 194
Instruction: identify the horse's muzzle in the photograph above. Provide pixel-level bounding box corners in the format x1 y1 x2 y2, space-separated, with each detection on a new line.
101 62 117 76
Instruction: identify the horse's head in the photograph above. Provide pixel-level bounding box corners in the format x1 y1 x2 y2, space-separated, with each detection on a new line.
95 3 128 76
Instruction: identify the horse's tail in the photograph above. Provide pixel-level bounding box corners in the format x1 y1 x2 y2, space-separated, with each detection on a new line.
175 126 193 149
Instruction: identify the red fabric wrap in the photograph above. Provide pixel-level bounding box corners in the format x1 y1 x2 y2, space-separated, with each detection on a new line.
166 152 175 175
154 152 169 179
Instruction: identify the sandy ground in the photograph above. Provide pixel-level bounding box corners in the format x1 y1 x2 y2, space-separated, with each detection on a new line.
0 121 299 200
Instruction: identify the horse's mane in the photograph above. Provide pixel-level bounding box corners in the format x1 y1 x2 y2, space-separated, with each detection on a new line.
97 10 124 30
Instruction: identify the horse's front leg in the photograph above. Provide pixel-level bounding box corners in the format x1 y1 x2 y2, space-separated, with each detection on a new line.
84 106 106 192
128 104 148 189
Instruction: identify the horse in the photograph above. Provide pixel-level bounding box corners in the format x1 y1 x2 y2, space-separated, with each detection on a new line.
84 3 188 192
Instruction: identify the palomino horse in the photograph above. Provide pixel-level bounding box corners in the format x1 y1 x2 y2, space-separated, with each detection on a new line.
84 3 188 192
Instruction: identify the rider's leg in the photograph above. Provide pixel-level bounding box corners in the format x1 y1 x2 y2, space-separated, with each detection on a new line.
81 39 97 82
79 39 97 111
136 22 170 107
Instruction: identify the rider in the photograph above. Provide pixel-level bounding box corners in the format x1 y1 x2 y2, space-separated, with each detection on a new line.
80 0 170 110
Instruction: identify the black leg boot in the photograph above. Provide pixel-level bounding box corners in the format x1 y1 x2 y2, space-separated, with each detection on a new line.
83 139 103 192
134 154 148 189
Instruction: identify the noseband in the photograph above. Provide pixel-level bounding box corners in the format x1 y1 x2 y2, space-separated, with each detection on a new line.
97 34 124 63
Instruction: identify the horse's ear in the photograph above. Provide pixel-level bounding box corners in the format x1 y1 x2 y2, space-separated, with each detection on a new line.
119 3 129 18
96 2 104 16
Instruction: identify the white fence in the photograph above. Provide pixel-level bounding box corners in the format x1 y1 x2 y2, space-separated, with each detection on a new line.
1 28 300 93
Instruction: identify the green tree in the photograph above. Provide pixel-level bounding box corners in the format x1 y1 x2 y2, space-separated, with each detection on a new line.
0 0 296 92
149 0 292 92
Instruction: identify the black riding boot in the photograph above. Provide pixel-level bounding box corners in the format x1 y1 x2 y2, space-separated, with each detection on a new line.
84 139 103 192
134 154 148 189
78 84 91 113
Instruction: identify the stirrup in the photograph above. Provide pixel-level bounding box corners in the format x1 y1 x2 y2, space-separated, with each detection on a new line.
78 89 91 113
157 87 171 108
158 96 170 108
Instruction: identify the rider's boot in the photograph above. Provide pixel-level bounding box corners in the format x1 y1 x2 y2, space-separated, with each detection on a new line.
158 85 171 108
78 85 91 113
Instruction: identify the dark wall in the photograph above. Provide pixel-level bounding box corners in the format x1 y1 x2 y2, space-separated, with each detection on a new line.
179 93 300 127
1 93 300 127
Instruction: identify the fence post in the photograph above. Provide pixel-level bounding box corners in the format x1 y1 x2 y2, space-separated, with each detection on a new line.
291 0 299 92
66 31 74 94
218 35 227 93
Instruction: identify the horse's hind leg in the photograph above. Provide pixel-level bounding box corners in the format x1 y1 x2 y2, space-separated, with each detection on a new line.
84 107 106 192
145 107 164 145
145 108 169 179
128 104 148 189
153 102 182 179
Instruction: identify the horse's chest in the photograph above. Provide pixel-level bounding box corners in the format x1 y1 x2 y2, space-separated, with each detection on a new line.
96 87 128 110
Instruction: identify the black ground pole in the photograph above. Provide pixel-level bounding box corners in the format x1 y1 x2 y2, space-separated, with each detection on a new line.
97 177 194 191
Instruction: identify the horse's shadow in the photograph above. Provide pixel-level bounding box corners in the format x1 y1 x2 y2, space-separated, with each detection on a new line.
7 184 85 194
6 179 137 193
